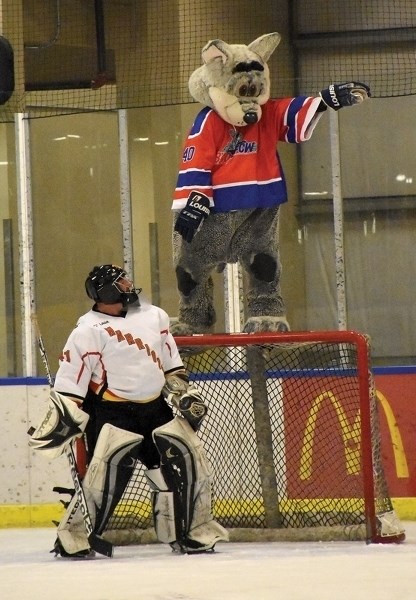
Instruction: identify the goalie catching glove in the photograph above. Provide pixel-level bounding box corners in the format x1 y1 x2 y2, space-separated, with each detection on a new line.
320 81 371 111
28 390 89 459
163 370 207 431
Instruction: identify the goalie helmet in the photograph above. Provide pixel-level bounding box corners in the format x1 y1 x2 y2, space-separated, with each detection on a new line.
85 264 140 306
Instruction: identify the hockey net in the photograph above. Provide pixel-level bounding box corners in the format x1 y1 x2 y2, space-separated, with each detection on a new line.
101 330 405 545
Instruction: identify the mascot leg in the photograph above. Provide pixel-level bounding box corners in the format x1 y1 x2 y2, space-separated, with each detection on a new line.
238 207 290 332
56 423 143 556
152 416 229 553
171 214 229 335
174 269 216 334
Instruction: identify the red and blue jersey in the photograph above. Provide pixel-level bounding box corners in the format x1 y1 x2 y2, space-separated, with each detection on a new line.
173 96 323 213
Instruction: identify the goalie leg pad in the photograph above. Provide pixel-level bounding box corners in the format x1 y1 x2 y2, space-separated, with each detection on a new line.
145 468 176 543
56 492 90 556
153 416 228 552
83 423 143 534
57 423 143 554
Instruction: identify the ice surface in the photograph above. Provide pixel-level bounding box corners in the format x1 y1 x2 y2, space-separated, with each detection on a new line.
1 523 416 600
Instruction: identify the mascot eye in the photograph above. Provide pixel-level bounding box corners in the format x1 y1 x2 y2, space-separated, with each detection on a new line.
238 83 258 97
239 84 249 96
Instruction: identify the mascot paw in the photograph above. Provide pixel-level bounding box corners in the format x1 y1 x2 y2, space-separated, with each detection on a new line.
243 316 290 333
169 318 210 337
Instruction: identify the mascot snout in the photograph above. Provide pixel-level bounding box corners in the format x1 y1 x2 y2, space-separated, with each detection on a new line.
228 69 265 124
243 111 258 124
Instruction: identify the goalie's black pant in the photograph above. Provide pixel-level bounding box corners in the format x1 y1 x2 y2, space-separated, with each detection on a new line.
84 391 174 469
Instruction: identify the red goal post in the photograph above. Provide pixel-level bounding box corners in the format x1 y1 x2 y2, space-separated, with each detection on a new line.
102 330 405 545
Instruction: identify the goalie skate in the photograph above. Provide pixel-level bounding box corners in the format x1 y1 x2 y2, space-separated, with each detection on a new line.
171 520 228 554
51 538 95 559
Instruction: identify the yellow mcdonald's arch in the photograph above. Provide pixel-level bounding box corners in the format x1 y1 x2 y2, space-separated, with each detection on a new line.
376 390 409 478
300 391 361 479
299 389 408 480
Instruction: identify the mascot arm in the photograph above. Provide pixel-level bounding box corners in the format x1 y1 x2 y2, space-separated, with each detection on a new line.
320 82 371 111
174 190 211 243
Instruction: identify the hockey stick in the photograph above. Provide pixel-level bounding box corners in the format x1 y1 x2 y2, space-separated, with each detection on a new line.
30 316 114 558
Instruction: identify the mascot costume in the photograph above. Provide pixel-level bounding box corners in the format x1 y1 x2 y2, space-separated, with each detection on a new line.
171 32 370 335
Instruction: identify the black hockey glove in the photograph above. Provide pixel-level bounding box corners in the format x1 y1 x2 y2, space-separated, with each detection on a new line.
174 191 211 243
319 82 371 111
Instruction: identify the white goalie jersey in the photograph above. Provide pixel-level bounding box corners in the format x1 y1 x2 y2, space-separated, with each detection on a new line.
53 301 184 403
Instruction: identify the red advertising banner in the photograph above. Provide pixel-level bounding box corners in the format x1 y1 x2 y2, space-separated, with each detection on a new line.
281 372 416 500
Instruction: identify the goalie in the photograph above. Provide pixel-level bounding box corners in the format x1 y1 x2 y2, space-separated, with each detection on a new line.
29 264 228 558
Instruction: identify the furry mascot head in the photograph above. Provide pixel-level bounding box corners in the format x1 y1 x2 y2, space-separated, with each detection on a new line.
171 33 370 335
188 32 281 127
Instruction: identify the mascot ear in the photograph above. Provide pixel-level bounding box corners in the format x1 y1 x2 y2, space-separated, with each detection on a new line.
248 32 281 63
201 39 230 65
